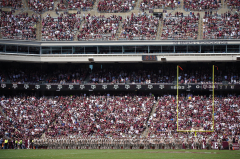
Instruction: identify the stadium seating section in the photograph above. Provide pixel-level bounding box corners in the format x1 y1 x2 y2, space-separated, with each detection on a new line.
2 63 240 84
0 0 240 41
1 95 240 139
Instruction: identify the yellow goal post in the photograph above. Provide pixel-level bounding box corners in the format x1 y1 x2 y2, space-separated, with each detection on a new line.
176 65 215 135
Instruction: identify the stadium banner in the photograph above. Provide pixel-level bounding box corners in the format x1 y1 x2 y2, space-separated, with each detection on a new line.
211 142 239 150
0 83 239 91
222 141 229 149
211 142 218 149
232 143 240 150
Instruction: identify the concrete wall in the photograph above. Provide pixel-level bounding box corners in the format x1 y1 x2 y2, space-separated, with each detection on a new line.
0 53 239 63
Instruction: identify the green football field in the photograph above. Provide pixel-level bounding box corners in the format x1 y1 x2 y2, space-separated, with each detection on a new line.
0 149 239 159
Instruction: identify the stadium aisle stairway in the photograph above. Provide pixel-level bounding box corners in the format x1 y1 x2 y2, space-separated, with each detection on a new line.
198 17 202 40
157 21 163 40
141 101 158 137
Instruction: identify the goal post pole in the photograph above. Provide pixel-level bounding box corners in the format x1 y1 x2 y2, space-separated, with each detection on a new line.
177 65 179 131
176 65 215 133
212 65 214 132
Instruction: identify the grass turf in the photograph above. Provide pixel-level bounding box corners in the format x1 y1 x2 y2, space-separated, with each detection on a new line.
0 149 239 159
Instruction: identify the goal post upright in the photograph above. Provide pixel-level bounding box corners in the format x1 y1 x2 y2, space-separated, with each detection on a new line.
212 65 215 132
177 65 179 131
176 65 215 134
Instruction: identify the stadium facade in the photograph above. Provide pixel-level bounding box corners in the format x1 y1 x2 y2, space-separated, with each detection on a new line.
0 40 239 63
1 0 240 150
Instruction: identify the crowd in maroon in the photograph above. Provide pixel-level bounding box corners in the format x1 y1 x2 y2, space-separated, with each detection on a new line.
140 0 177 11
98 0 136 13
45 95 154 137
56 0 94 11
42 13 81 41
1 95 240 140
119 12 158 40
1 9 239 41
0 12 39 40
203 12 240 39
0 95 154 138
161 12 199 40
0 96 72 139
148 95 240 139
227 0 240 9
184 0 221 11
0 0 23 9
78 14 121 41
28 0 55 13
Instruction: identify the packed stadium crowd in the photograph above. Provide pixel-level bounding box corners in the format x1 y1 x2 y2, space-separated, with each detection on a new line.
0 12 39 40
2 63 240 84
88 64 240 84
227 0 240 9
148 95 240 137
28 0 55 13
0 0 23 10
140 0 177 11
161 12 199 40
0 0 239 41
183 0 221 11
46 95 154 137
5 66 89 84
0 95 240 149
78 14 121 41
203 11 240 39
0 95 154 139
41 13 81 41
119 12 159 40
98 0 136 13
56 0 94 11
